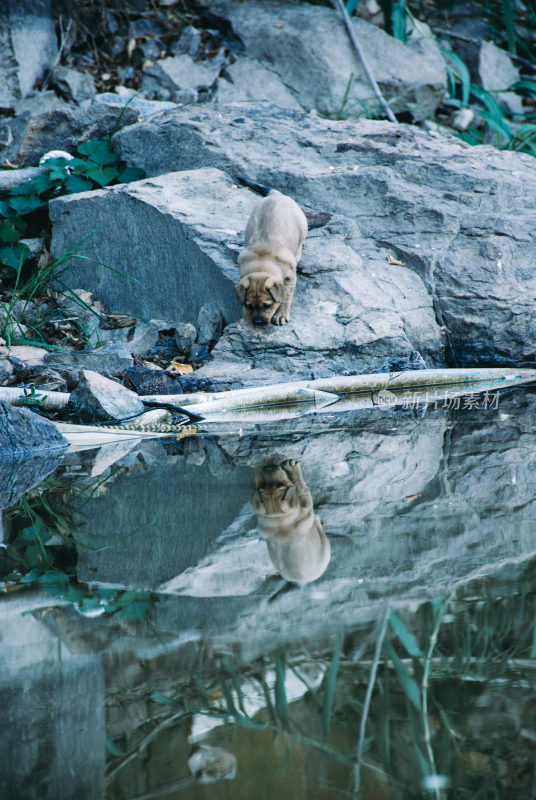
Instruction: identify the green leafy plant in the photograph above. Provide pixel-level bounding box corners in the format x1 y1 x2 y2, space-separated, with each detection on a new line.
0 136 144 274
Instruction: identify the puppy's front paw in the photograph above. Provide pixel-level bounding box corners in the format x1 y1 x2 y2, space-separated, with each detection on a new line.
271 310 289 325
282 460 301 481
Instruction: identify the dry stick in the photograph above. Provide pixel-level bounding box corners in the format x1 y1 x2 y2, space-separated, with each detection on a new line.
353 605 390 795
42 16 74 91
105 709 189 783
332 0 398 124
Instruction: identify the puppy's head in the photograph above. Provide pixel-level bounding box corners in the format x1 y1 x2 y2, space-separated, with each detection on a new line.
235 275 283 326
251 465 299 515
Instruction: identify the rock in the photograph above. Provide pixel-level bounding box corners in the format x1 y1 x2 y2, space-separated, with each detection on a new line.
0 400 67 462
98 318 166 357
67 369 145 422
0 105 139 167
114 102 536 372
171 25 202 58
49 168 249 327
141 54 222 101
0 358 14 384
15 89 71 116
207 0 446 119
478 41 522 115
44 342 134 377
174 322 197 356
51 66 97 105
0 0 57 112
9 363 68 392
93 92 177 120
3 345 48 367
214 57 302 109
196 303 223 348
123 365 182 395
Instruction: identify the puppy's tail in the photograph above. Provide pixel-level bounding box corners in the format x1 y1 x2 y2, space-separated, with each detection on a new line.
234 175 273 197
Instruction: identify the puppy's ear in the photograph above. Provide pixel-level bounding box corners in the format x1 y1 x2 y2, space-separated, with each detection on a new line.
264 277 283 303
236 278 249 304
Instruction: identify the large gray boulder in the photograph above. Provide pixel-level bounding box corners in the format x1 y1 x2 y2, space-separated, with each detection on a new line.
206 0 446 119
50 168 251 327
50 166 443 383
0 0 57 112
114 103 536 372
0 105 138 167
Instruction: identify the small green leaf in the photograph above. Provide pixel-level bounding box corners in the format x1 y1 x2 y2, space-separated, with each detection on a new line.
1 242 30 269
0 219 22 243
65 174 95 193
346 0 360 13
118 166 146 183
32 173 57 195
10 181 39 196
38 569 70 585
389 611 422 657
43 157 73 169
78 139 117 165
84 165 119 186
0 200 11 217
8 194 43 215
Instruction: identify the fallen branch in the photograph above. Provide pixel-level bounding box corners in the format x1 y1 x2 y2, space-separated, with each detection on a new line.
331 0 398 123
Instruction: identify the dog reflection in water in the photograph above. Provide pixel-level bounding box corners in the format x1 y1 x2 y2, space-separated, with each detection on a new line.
251 460 331 585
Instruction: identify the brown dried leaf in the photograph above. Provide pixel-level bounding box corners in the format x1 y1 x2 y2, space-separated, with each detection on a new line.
168 361 193 375
107 314 136 328
387 254 406 267
403 493 422 503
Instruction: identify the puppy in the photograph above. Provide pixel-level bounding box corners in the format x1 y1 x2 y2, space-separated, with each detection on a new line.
236 190 308 326
251 460 330 585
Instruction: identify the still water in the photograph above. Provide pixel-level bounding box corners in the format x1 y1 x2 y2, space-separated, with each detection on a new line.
2 387 536 799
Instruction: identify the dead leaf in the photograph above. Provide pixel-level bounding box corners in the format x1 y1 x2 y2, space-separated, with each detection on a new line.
142 360 164 371
403 493 422 503
387 254 406 267
106 313 136 328
168 361 193 375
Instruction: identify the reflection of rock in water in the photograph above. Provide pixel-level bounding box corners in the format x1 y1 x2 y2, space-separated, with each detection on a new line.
0 596 104 800
251 460 330 585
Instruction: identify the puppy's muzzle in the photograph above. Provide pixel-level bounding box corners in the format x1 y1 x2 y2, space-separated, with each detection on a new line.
251 315 268 326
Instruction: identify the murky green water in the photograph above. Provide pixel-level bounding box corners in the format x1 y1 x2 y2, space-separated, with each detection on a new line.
2 387 536 799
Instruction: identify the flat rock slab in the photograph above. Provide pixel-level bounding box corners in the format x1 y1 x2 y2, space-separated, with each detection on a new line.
208 0 445 119
50 166 443 384
115 102 536 369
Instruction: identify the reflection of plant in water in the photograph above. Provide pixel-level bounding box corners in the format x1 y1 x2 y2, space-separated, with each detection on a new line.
2 478 157 620
106 577 536 799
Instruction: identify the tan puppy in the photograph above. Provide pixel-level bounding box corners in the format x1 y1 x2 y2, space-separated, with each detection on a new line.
251 460 331 585
236 190 308 326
